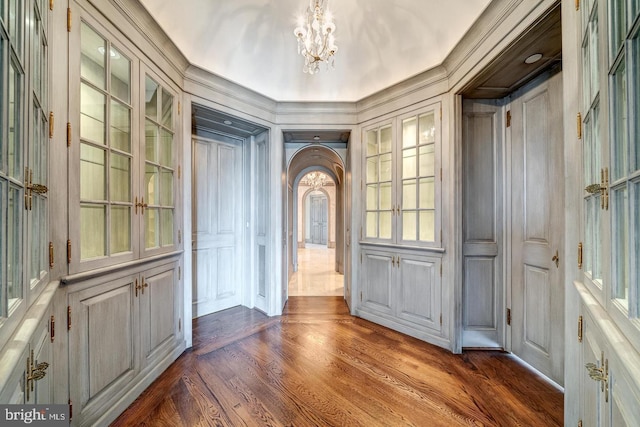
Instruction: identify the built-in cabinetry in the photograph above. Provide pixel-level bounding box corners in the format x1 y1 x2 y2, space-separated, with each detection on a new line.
358 101 447 348
564 0 640 424
66 257 183 426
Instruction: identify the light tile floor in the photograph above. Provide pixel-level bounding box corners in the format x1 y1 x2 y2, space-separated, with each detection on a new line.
288 244 344 296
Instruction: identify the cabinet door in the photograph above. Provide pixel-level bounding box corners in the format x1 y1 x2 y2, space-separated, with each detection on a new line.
361 250 393 315
0 347 28 404
69 276 137 421
29 313 53 404
140 262 180 366
396 255 441 332
581 313 608 427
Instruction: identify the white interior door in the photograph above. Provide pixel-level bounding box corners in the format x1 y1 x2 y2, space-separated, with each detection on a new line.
509 70 564 384
461 98 505 348
192 136 243 317
310 194 327 245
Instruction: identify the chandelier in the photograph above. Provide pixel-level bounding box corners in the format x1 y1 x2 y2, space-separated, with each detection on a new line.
293 0 338 74
303 172 327 190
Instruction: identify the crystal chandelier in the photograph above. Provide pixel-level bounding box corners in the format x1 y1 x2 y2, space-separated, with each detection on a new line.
293 0 338 74
303 172 327 190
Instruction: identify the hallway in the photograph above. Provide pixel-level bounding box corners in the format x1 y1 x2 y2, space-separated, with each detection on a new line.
113 297 563 426
288 244 344 296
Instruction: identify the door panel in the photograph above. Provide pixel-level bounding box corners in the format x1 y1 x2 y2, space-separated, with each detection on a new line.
397 255 440 331
461 99 504 348
141 264 177 364
510 70 564 384
192 137 243 317
361 251 393 314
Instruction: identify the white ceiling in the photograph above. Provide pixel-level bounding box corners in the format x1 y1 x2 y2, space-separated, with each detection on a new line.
139 0 492 102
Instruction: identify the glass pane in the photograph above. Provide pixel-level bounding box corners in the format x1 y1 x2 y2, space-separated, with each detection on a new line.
403 211 416 241
30 196 41 283
8 0 22 58
145 75 159 120
635 182 640 309
146 121 158 163
366 184 378 210
110 100 131 152
161 209 174 246
403 148 416 178
145 208 159 249
146 164 159 205
81 83 106 145
8 186 23 306
366 158 378 183
612 187 629 306
159 129 173 167
380 153 392 181
419 112 435 144
403 180 416 209
380 182 392 210
162 89 173 129
110 153 130 202
0 182 5 308
366 130 377 156
380 126 392 153
419 144 435 176
81 204 106 259
0 39 3 175
402 117 416 148
609 0 626 58
379 211 392 239
633 34 640 171
160 169 173 206
32 16 42 100
419 211 435 242
8 60 22 179
611 59 628 180
366 212 377 238
80 23 106 89
110 47 130 103
80 143 106 200
110 206 130 254
419 178 435 209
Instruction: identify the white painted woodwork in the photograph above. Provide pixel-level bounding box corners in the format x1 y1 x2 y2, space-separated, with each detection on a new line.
253 132 269 313
461 99 504 348
509 71 564 385
310 194 328 245
360 247 442 337
192 136 244 317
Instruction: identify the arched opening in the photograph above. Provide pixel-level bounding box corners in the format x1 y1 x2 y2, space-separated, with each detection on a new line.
285 142 347 300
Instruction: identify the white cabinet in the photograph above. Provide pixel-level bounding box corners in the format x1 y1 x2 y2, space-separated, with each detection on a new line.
0 289 55 405
359 247 442 343
67 259 183 426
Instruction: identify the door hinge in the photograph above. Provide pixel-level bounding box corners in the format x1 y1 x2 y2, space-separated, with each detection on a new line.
178 266 181 280
439 263 442 277
360 291 363 302
178 318 181 332
440 168 442 181
578 420 582 427
578 315 583 342
360 227 363 240
577 113 582 139
67 306 72 330
178 165 181 179
67 8 72 32
506 110 511 128
439 105 442 122
178 229 182 244
69 399 72 420
360 180 363 191
67 239 72 263
49 112 54 138
178 102 181 115
49 242 54 269
66 123 72 146
49 0 54 11
578 242 583 269
575 0 580 11
50 315 55 342
506 308 511 326
439 314 442 326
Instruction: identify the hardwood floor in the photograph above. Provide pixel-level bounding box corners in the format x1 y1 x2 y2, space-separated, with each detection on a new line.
112 297 563 426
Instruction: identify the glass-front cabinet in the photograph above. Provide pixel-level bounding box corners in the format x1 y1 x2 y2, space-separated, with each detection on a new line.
0 0 49 348
363 103 441 248
574 0 640 424
69 14 180 274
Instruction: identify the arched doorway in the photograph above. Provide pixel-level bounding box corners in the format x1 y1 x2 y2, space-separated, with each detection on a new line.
285 142 347 302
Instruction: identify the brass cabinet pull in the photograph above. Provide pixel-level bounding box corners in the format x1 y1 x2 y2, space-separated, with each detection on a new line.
552 250 559 268
142 282 149 295
585 351 608 402
135 279 142 297
136 197 148 214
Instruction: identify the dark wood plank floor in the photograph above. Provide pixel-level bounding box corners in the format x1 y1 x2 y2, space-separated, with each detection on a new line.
112 297 563 426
